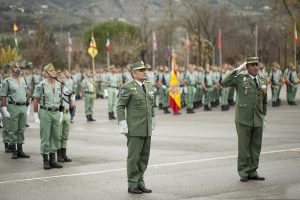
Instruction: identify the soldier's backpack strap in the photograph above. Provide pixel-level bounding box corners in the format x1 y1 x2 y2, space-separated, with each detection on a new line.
41 83 45 106
6 79 14 103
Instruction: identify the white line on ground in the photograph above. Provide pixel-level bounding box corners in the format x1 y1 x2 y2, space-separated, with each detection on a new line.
0 147 299 185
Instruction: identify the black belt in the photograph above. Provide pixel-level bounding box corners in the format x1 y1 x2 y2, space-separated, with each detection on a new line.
85 91 94 94
40 105 59 112
8 101 26 106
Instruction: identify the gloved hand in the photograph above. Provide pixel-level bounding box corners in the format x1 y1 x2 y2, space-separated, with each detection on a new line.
235 61 247 73
1 107 10 118
263 116 267 130
27 104 31 116
152 117 156 131
34 112 40 125
59 112 63 123
162 85 166 89
119 120 128 135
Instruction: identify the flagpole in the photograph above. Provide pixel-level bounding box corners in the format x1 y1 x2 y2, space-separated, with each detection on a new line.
294 22 297 67
219 29 222 69
68 32 71 71
255 25 258 57
107 51 110 67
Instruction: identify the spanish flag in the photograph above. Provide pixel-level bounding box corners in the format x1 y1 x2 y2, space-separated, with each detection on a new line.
13 22 19 32
88 33 98 58
169 56 181 114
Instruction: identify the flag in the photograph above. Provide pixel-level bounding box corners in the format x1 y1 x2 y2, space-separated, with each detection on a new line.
68 32 72 52
165 47 171 59
169 56 181 113
294 23 298 44
13 22 19 32
106 37 111 52
218 29 222 49
88 33 98 58
152 31 157 51
185 32 191 52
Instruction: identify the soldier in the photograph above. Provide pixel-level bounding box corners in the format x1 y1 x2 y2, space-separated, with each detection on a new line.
222 57 267 182
183 64 197 113
159 66 171 113
284 64 299 105
56 72 74 163
220 65 230 111
269 62 281 107
211 66 221 107
146 64 157 107
64 70 76 123
1 64 10 153
1 61 30 159
202 65 214 111
106 66 122 120
33 63 63 169
123 66 134 84
81 69 96 121
116 61 155 194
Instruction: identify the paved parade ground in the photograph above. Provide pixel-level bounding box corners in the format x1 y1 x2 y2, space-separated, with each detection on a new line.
0 86 300 200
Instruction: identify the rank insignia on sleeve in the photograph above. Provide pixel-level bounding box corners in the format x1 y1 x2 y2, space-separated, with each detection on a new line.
119 88 129 95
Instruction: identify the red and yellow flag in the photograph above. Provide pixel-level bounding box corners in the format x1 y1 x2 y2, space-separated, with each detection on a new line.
13 22 19 32
88 33 98 58
169 56 181 113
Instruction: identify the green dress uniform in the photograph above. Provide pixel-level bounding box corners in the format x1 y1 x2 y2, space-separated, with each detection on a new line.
146 70 157 106
284 67 299 104
270 69 281 106
33 79 63 156
202 71 214 110
1 76 30 159
81 77 96 120
222 65 267 180
116 61 155 192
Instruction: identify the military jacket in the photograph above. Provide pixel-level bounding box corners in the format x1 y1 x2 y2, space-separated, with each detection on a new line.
269 70 281 85
116 80 155 137
62 85 74 110
202 72 213 86
184 71 198 85
33 79 63 108
146 71 156 85
1 76 28 103
64 78 74 92
221 70 267 127
106 73 121 87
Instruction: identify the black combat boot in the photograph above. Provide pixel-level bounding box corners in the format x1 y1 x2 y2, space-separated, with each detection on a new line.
86 115 91 121
61 148 72 162
17 144 30 158
10 144 18 159
108 112 113 120
111 112 116 120
49 153 63 168
43 154 51 170
89 115 96 121
204 105 211 111
57 149 64 162
163 107 171 114
4 142 12 153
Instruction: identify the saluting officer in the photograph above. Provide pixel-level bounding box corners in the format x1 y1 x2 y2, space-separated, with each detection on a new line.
33 63 63 169
222 57 267 182
116 61 155 194
1 61 30 159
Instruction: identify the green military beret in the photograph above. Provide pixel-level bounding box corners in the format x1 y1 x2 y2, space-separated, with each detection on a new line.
44 63 55 71
130 61 146 71
246 57 259 64
9 61 19 68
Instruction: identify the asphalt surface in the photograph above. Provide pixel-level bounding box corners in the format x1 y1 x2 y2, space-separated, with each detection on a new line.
0 85 300 200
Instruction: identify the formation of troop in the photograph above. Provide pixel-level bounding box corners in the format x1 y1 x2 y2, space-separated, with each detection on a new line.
0 59 299 171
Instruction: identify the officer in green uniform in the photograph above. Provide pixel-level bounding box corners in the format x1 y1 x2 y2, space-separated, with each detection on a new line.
1 61 30 159
81 70 96 121
33 63 63 169
184 64 197 113
56 72 74 162
222 57 267 182
64 70 76 123
106 66 122 120
116 61 155 194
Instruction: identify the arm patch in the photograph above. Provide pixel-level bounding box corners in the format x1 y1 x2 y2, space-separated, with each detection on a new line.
119 88 129 96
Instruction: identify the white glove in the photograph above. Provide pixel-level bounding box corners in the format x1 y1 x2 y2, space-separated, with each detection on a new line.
0 112 2 120
60 112 63 123
236 61 247 73
119 120 128 135
152 117 156 131
34 112 40 125
263 116 267 130
162 85 166 89
1 107 10 118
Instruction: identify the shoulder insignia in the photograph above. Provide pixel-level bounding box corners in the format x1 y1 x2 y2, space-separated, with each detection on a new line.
119 88 129 96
